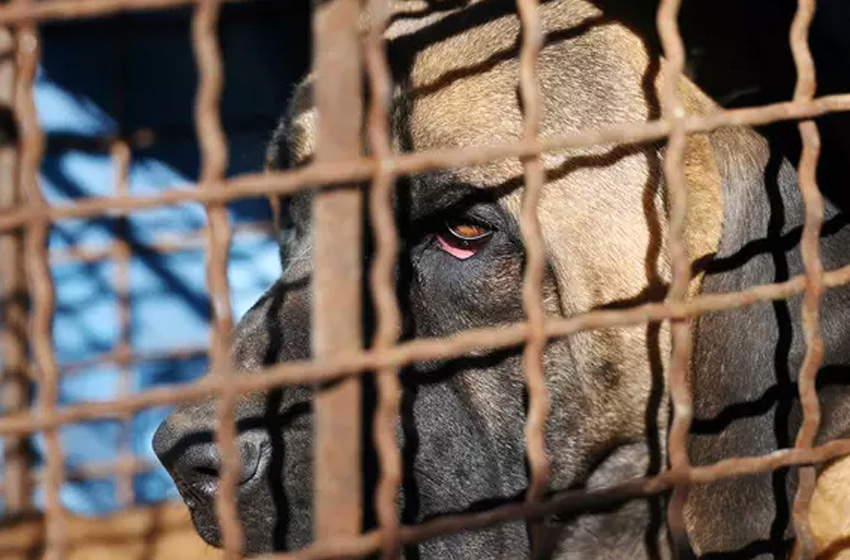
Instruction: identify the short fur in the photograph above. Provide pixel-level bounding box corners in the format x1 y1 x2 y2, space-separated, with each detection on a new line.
153 0 850 557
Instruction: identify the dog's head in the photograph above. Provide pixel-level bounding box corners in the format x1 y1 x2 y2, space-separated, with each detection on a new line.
153 0 725 555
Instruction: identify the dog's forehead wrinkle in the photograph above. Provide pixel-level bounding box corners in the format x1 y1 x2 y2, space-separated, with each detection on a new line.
406 168 517 223
409 169 474 213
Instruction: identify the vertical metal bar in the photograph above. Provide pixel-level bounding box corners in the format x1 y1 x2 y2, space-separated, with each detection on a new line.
656 0 694 555
515 0 550 551
111 139 135 508
15 20 66 560
192 0 240 558
110 19 135 508
789 0 825 558
312 0 364 543
364 0 402 557
0 25 31 514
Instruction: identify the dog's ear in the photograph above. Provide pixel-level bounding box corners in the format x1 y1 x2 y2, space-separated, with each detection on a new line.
265 115 291 172
266 79 316 173
264 79 316 254
682 131 723 296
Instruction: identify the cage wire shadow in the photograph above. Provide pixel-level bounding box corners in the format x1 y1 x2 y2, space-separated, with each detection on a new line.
0 0 849 559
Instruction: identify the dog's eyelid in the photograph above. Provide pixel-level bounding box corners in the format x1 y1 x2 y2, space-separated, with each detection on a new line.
444 218 493 241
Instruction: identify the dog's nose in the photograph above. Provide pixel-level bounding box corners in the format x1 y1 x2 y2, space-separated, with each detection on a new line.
153 409 267 501
174 439 264 496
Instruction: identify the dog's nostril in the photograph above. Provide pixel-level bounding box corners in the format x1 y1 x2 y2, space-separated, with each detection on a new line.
178 443 222 493
193 465 220 479
170 438 266 496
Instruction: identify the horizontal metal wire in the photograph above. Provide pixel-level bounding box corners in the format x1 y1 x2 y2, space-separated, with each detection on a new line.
0 457 158 497
0 261 848 437
0 0 245 25
49 221 274 264
1 94 849 233
58 344 207 375
247 436 850 560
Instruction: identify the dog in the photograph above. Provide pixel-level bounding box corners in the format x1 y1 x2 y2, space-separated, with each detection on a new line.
153 0 850 556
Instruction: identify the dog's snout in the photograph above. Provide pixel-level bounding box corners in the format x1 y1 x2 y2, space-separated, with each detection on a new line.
153 409 268 503
175 439 263 493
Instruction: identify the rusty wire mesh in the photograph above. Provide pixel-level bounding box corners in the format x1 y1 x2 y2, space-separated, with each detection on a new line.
0 0 848 559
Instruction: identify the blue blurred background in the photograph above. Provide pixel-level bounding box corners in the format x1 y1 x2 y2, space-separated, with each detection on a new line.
7 1 309 516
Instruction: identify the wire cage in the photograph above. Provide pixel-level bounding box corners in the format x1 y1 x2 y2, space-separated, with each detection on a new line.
1 1 306 520
0 0 849 559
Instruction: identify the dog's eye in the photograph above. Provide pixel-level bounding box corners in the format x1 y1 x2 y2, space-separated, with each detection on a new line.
434 218 493 260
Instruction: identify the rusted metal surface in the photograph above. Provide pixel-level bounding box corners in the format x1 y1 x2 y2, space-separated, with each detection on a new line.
49 221 274 265
0 0 245 26
656 0 694 555
311 0 365 544
192 0 243 557
110 14 135 510
251 439 850 560
0 93 848 233
0 261 849 436
111 140 136 508
0 25 30 515
789 1 825 558
14 18 67 560
515 0 550 508
60 345 208 375
514 0 550 553
364 0 403 557
0 0 848 558
0 456 157 495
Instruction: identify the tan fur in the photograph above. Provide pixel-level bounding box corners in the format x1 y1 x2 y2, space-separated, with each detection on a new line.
282 0 846 551
682 132 724 296
285 0 726 492
659 66 725 296
380 3 671 480
0 502 210 560
811 456 850 559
